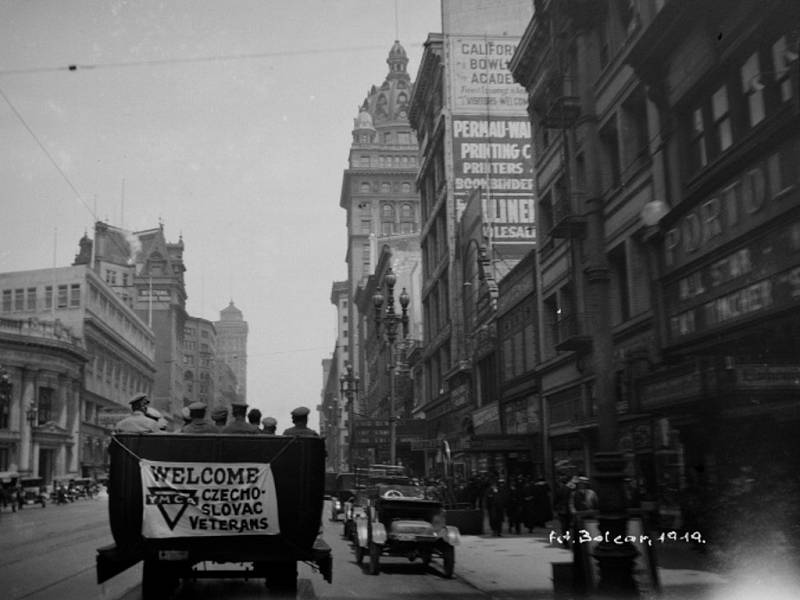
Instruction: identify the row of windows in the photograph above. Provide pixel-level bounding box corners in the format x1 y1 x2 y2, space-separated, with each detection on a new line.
355 155 417 169
539 235 651 359
1 284 81 313
88 283 154 355
687 35 795 176
183 354 213 367
359 181 414 194
86 343 152 396
356 129 414 145
105 269 131 287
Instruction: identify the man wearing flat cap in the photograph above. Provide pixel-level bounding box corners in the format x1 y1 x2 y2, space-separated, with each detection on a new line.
181 401 217 434
261 416 277 435
115 393 159 433
221 400 259 433
211 406 229 430
281 406 319 437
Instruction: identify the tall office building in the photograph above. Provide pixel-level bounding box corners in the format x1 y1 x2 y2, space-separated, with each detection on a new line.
215 301 248 403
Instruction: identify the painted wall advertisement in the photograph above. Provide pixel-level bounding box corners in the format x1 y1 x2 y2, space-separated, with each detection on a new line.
453 116 535 243
140 460 280 537
447 35 528 115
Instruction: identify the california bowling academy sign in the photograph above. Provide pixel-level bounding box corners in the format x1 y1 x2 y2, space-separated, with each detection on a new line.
139 460 280 537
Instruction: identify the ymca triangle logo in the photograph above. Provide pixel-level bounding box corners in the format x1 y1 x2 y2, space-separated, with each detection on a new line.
146 487 199 530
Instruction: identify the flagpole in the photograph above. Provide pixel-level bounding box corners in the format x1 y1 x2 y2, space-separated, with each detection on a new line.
148 276 153 328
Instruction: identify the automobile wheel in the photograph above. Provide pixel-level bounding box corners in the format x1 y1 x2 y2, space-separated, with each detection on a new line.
355 541 364 565
442 545 455 578
369 542 381 575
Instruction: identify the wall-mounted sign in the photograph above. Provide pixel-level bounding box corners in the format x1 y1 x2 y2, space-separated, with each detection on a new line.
665 220 800 343
447 35 529 115
736 364 800 389
640 367 709 408
452 116 535 244
351 420 390 448
663 140 799 271
138 288 171 301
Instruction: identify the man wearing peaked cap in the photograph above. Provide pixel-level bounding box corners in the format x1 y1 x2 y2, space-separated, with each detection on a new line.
115 392 159 433
181 401 217 434
210 406 229 429
282 406 319 438
222 400 258 434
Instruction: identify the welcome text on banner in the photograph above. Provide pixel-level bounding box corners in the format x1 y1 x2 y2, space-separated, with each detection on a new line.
139 460 280 538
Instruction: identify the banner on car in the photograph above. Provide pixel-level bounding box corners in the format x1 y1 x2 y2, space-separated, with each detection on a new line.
139 460 280 537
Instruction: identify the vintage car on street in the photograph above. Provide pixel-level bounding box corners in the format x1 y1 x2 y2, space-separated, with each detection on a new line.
343 465 409 540
20 476 47 507
329 472 355 521
354 482 460 577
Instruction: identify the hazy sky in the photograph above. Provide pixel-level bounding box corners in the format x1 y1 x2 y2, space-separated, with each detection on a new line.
0 0 442 430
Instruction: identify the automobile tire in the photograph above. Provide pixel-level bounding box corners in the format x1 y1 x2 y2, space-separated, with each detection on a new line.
369 542 381 575
442 545 455 579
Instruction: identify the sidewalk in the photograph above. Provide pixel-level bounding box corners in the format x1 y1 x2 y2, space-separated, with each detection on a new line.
454 519 731 600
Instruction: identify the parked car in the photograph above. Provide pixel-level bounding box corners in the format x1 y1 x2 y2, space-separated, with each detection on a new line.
0 470 20 511
354 482 460 577
20 477 47 508
330 472 355 522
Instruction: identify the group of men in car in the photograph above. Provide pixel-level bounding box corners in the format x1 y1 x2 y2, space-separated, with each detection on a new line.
114 392 319 437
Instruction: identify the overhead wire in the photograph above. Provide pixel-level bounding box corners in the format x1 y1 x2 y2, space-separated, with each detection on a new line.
0 44 396 77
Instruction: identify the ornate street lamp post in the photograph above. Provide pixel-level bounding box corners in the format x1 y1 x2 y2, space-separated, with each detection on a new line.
372 267 409 466
339 361 360 470
26 395 38 475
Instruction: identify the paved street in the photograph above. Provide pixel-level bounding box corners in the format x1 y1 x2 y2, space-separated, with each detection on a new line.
4 496 797 600
0 492 141 600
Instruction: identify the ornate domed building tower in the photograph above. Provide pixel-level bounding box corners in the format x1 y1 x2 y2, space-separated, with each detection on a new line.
335 41 423 469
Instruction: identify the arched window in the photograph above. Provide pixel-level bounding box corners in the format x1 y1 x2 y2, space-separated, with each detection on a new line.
382 204 394 219
401 204 413 219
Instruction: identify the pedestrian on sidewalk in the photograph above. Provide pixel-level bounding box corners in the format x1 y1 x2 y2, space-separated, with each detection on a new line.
485 478 508 536
553 475 574 544
506 476 524 534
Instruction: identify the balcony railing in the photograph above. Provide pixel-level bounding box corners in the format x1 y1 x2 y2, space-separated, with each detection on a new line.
0 316 83 347
553 312 593 354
